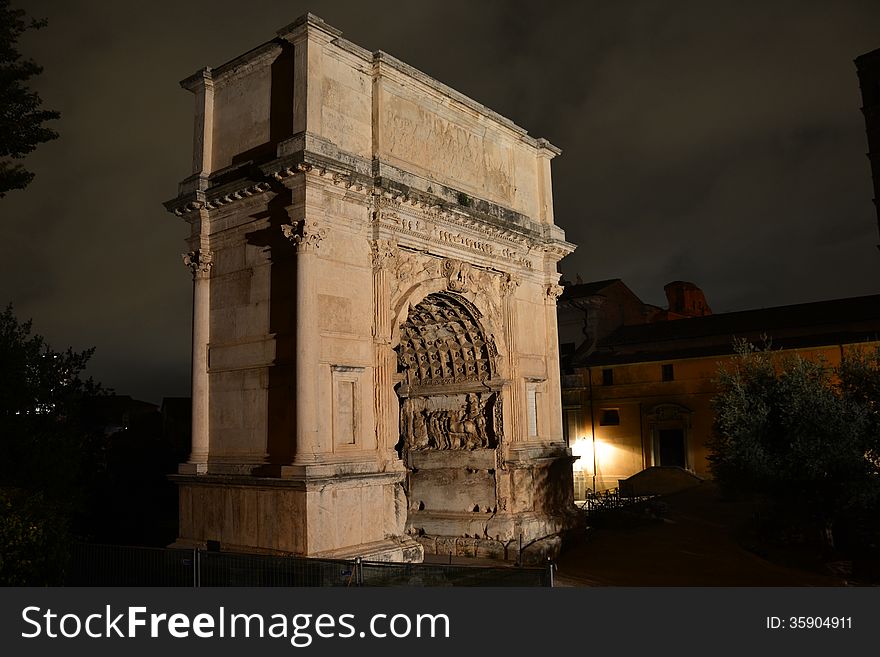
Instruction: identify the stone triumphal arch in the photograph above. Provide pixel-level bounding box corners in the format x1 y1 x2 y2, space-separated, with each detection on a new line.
165 14 578 562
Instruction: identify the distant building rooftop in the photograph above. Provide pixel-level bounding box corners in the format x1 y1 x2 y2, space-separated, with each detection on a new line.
578 294 880 367
559 278 622 300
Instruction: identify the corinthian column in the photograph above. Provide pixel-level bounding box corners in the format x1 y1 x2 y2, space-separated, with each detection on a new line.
500 273 522 443
282 219 327 465
543 281 565 444
370 238 399 461
181 247 213 474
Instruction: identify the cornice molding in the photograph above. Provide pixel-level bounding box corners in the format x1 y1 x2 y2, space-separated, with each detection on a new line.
164 153 572 264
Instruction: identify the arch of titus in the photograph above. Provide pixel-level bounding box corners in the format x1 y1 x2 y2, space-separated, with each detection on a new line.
165 14 578 563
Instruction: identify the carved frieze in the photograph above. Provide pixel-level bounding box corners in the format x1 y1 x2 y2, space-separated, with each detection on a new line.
374 205 432 240
400 392 498 451
437 229 494 255
500 247 533 269
372 196 537 267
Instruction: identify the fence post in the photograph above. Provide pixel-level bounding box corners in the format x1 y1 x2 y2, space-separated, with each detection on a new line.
547 558 554 588
195 549 201 588
355 557 363 586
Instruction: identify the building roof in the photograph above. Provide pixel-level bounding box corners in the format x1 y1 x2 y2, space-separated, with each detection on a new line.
559 278 621 300
578 294 880 367
855 47 880 65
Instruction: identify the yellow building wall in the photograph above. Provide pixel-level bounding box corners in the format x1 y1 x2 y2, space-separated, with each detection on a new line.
566 341 878 496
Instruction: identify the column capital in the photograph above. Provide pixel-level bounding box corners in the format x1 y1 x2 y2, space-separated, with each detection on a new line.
370 237 399 271
500 272 521 297
545 282 564 302
282 219 327 253
182 249 213 280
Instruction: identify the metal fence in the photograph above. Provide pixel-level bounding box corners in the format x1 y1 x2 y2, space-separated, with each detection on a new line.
63 543 552 587
578 487 656 521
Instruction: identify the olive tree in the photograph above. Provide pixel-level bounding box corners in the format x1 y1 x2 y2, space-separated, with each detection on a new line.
709 340 880 549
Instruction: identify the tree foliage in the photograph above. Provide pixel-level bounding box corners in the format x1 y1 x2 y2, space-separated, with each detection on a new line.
0 488 69 585
709 340 880 547
0 0 59 197
0 304 105 584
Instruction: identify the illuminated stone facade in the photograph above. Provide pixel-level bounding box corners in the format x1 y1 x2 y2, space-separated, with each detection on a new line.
165 14 578 562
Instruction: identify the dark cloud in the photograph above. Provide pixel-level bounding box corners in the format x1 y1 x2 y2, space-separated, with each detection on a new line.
2 0 878 402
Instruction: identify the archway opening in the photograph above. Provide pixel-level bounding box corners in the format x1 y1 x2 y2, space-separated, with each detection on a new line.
394 292 502 531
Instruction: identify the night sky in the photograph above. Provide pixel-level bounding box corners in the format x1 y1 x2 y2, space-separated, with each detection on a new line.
3 0 880 403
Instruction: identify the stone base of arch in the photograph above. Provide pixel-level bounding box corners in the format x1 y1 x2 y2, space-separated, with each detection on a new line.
170 470 425 562
405 449 581 564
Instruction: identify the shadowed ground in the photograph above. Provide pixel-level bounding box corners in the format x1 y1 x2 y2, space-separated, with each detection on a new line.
554 483 843 587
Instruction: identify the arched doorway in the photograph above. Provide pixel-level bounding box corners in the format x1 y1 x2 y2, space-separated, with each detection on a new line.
394 291 503 529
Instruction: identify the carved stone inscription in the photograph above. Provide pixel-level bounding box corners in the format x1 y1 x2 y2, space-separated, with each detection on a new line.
383 96 513 197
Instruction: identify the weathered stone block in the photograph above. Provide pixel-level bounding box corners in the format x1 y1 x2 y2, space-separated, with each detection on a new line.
456 537 477 558
434 536 457 558
474 538 506 561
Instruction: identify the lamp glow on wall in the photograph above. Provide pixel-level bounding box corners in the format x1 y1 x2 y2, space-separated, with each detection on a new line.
570 436 591 472
570 435 598 491
570 433 623 492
